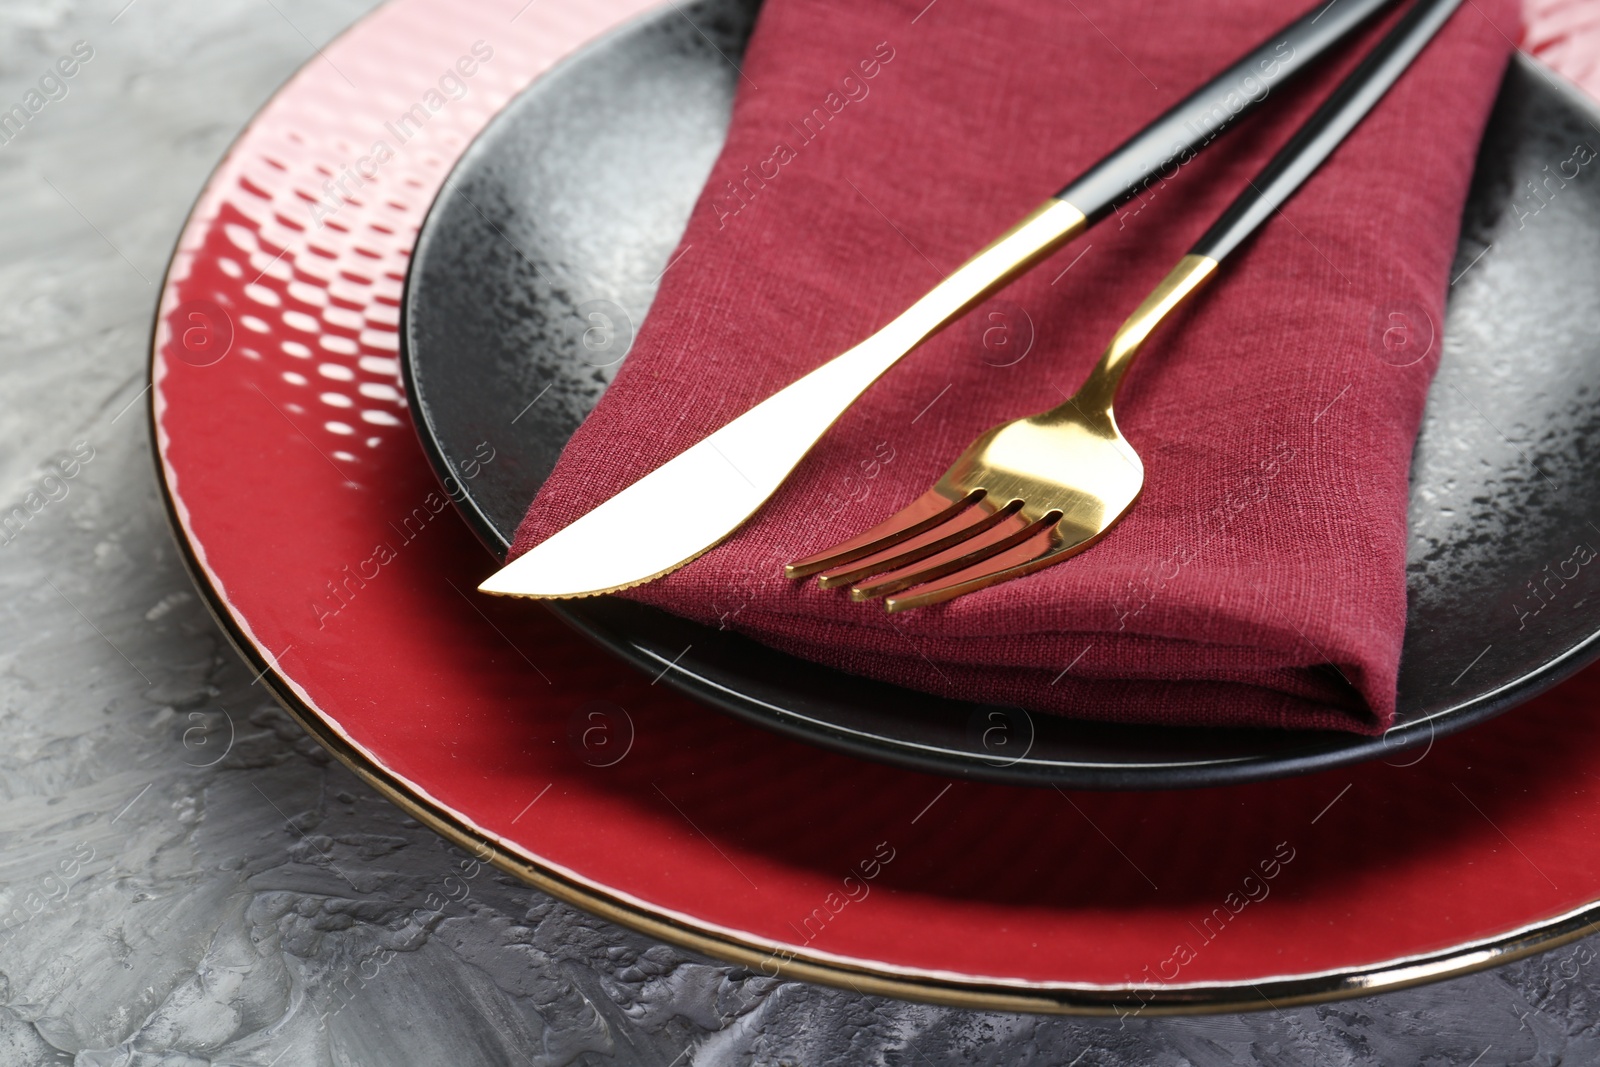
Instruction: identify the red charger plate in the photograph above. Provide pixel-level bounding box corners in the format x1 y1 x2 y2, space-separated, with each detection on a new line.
152 0 1600 1012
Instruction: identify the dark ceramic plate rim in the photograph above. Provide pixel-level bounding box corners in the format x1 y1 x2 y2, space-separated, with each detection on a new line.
399 7 1600 790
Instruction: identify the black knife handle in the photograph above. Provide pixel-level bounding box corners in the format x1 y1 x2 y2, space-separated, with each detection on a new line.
1190 0 1464 261
1056 0 1399 225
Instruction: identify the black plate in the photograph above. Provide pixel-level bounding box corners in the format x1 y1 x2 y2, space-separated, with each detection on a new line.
402 0 1600 789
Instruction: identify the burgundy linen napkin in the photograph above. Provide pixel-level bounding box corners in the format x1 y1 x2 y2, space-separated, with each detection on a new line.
511 0 1519 733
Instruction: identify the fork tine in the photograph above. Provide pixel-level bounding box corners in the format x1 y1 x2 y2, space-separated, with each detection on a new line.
851 509 1059 602
883 523 1107 613
817 498 1024 588
784 488 982 580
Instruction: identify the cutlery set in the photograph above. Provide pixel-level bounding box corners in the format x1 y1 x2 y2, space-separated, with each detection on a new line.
481 0 1464 610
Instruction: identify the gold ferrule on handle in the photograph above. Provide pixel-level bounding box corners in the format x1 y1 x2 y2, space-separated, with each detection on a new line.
1078 253 1218 412
889 198 1087 349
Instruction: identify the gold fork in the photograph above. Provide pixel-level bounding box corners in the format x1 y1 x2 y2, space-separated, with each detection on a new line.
786 0 1463 611
785 254 1213 610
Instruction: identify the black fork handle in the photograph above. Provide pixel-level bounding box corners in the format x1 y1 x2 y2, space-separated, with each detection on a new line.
1189 0 1465 261
1056 0 1400 226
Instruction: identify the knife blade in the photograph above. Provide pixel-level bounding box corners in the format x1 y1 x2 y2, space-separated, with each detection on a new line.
479 299 950 598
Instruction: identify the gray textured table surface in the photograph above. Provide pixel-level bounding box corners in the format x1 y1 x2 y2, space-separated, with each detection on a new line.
0 1 1595 1064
